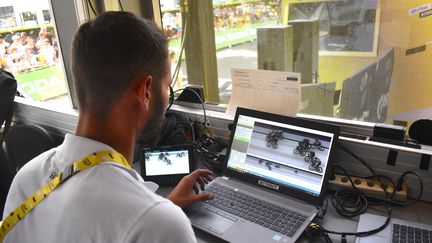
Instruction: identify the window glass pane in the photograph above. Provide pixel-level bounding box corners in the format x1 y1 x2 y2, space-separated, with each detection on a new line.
213 1 282 104
0 0 71 108
162 0 432 126
160 1 187 91
288 1 378 53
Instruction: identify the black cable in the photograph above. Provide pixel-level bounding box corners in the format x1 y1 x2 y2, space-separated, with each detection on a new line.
194 150 222 173
316 196 329 220
173 88 207 142
331 165 368 218
136 108 223 173
320 145 424 240
332 146 391 216
167 85 174 111
155 112 195 146
337 145 376 176
154 112 176 145
305 223 333 243
118 0 124 11
389 171 423 206
338 145 424 206
176 121 195 143
337 144 392 205
324 206 392 237
192 141 224 173
192 142 219 158
159 123 221 171
86 0 97 16
205 133 227 148
316 145 392 238
323 170 392 238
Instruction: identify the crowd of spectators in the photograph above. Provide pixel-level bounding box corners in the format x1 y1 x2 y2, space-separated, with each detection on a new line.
0 26 59 74
161 1 280 39
0 13 16 28
162 12 182 40
213 2 280 30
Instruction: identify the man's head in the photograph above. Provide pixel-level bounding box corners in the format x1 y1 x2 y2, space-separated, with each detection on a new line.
72 11 170 141
20 32 27 41
12 34 20 43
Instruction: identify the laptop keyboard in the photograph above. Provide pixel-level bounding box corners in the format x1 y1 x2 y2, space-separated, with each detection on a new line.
205 183 307 237
392 223 432 243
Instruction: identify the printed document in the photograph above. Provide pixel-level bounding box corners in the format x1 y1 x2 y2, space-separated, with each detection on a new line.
226 68 301 118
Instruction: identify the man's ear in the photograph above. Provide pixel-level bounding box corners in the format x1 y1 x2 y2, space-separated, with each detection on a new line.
135 75 153 110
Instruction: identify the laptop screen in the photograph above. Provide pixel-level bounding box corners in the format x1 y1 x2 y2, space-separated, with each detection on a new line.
226 110 337 197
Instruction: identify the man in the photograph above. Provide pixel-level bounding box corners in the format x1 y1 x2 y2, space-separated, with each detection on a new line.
2 11 213 242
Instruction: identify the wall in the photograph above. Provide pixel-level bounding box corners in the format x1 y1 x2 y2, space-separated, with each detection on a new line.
383 1 432 121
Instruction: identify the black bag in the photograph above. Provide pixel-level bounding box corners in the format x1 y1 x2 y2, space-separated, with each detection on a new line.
0 69 17 141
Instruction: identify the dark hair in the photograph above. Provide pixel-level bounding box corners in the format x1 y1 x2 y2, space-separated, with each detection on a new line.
71 11 168 117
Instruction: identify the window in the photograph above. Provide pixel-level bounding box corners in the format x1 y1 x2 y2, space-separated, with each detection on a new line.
0 6 15 28
42 10 51 23
1 0 71 109
161 1 187 91
21 11 38 26
211 1 282 104
160 0 432 127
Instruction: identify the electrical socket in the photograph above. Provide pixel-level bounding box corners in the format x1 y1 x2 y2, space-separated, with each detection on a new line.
328 174 408 202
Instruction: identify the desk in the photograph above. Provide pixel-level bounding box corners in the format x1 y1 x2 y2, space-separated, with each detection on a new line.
156 186 432 243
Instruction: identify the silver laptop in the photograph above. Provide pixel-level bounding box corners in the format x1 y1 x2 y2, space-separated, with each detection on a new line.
356 213 432 243
185 107 340 243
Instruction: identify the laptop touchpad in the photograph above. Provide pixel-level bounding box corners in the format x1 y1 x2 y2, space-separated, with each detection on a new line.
192 208 236 235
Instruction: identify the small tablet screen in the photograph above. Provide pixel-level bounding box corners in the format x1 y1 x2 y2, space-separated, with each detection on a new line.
141 145 194 185
144 148 190 176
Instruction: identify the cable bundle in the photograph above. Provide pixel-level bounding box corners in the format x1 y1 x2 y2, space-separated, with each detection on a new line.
312 145 424 242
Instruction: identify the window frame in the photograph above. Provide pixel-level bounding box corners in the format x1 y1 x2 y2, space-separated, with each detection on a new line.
49 0 87 109
9 0 431 206
11 0 411 151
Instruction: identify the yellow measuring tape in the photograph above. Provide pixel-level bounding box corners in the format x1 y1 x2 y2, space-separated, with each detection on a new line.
0 150 130 242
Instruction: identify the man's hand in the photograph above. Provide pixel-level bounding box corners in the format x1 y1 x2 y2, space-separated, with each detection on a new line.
168 169 214 208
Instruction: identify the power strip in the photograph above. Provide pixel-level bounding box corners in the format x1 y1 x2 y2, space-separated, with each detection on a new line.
328 174 408 202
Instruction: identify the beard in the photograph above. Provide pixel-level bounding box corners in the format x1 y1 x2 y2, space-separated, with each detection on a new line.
136 93 166 146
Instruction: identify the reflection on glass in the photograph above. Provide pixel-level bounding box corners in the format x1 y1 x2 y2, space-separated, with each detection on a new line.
289 0 378 53
0 0 70 108
159 1 432 127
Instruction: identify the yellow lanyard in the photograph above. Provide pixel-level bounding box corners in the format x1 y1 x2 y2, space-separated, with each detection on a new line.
0 150 130 243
